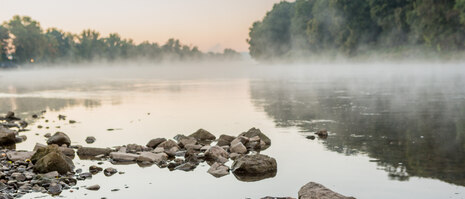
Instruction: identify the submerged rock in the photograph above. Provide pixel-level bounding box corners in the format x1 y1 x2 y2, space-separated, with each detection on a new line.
46 132 71 147
231 154 277 182
298 182 355 199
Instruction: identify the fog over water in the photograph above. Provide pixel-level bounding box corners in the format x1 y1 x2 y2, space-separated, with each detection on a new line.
1 62 465 199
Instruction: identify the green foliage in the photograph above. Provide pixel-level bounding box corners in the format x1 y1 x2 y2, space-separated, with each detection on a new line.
248 0 465 60
0 15 241 65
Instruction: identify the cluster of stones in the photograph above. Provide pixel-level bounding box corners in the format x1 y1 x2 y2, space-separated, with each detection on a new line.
1 111 279 198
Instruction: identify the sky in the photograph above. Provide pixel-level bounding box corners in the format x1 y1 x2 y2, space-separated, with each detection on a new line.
0 0 285 52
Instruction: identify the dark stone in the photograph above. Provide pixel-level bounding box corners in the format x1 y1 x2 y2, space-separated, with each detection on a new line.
0 127 16 145
104 168 117 176
315 129 328 138
306 135 316 140
32 145 74 174
77 147 112 158
188 129 216 141
46 132 71 147
216 134 236 147
85 136 96 144
146 138 167 149
231 154 277 182
47 182 62 195
298 182 356 199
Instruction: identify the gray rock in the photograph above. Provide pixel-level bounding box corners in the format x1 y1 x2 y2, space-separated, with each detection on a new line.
33 143 47 151
231 154 277 182
146 138 167 148
46 132 71 147
298 182 355 199
110 152 139 162
41 171 59 178
174 162 197 171
85 136 96 144
189 129 216 141
11 173 26 181
216 134 236 146
205 146 229 163
32 145 75 174
184 144 202 151
231 136 249 146
0 126 16 145
104 168 117 176
136 152 167 164
6 151 34 161
86 184 100 191
178 136 197 148
89 165 103 174
77 147 112 158
44 133 51 138
207 162 230 177
157 140 180 150
126 144 146 153
239 128 271 149
47 182 62 195
230 142 247 154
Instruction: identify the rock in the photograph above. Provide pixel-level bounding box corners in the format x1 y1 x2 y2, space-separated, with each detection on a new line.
126 144 146 153
184 144 202 151
306 135 316 140
315 129 328 138
229 153 241 160
216 134 235 146
104 168 117 176
136 152 167 164
89 165 103 174
230 142 247 154
200 145 211 152
261 197 295 199
205 146 229 163
189 129 216 142
58 146 75 157
48 182 62 195
6 151 34 161
42 171 59 178
110 152 139 162
44 133 52 138
207 162 230 177
33 143 47 151
174 162 197 171
153 147 164 153
11 173 26 181
46 132 71 147
58 114 66 120
15 135 27 143
69 120 76 124
86 184 100 191
85 136 96 144
239 128 271 149
231 136 249 146
178 136 197 148
157 140 180 150
146 138 166 148
32 145 75 174
77 147 112 158
231 154 277 182
0 127 16 145
298 182 355 199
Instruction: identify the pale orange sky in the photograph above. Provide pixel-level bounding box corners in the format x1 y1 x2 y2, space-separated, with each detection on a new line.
0 0 286 52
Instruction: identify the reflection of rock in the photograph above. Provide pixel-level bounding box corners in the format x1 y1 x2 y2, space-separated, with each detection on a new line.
231 154 277 182
298 182 355 199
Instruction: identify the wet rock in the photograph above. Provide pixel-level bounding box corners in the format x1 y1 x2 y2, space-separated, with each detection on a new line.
15 135 27 143
306 135 316 140
216 134 235 147
89 165 103 174
189 129 216 142
69 120 76 124
44 133 51 138
174 162 197 171
110 152 139 162
48 182 62 195
157 140 180 150
298 182 355 199
104 168 117 176
86 184 100 191
136 152 167 164
207 162 229 177
230 142 247 154
58 115 66 120
231 154 277 182
146 138 166 149
0 127 16 145
46 132 71 147
205 146 229 163
126 144 146 153
85 136 96 144
33 143 47 151
315 129 328 138
32 145 75 174
239 128 271 149
77 147 112 158
178 137 197 148
6 151 34 161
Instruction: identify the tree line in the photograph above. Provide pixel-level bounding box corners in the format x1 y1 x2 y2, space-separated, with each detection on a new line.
248 0 465 60
0 16 241 65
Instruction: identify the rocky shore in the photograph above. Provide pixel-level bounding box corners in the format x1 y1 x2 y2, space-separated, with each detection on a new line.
0 111 354 198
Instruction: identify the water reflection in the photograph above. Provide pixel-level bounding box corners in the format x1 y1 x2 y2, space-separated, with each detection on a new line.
250 78 465 186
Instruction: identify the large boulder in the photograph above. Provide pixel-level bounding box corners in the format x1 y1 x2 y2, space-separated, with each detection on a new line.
0 127 16 145
205 146 229 163
189 129 216 142
216 134 236 147
298 182 356 199
239 128 271 150
146 138 167 149
231 154 277 182
32 146 74 174
46 132 71 147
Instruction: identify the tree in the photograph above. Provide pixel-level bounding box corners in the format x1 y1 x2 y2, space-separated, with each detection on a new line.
0 25 9 62
6 16 46 63
76 29 105 61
